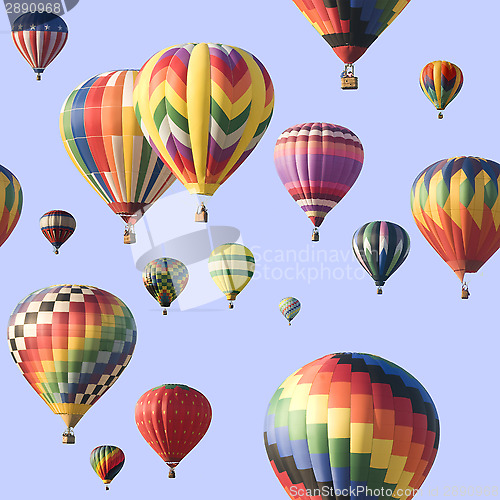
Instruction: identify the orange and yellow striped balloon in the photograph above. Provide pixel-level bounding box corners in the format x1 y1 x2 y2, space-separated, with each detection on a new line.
0 164 22 248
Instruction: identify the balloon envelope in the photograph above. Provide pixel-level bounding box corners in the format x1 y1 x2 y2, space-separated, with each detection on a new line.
291 1 412 64
411 156 500 283
135 384 211 477
208 243 255 305
352 221 410 291
420 61 463 116
60 70 175 226
264 352 439 500
133 43 274 197
143 258 189 310
0 164 22 248
278 297 301 325
7 285 137 435
274 123 363 231
90 445 125 489
40 210 76 253
11 12 68 79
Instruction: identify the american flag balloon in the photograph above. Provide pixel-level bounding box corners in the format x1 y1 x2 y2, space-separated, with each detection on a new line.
11 11 68 80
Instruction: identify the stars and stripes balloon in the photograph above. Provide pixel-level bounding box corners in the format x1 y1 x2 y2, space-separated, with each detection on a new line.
143 258 189 315
60 70 176 243
264 352 439 500
0 164 22 248
420 61 463 119
278 297 301 325
90 445 125 490
7 285 137 443
274 123 364 241
11 12 68 80
133 43 274 219
39 210 76 254
352 221 410 294
208 243 255 308
411 156 500 298
135 384 212 478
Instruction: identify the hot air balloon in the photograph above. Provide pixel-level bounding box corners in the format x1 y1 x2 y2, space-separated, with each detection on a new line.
352 221 410 294
39 210 76 254
290 1 412 89
208 243 255 308
143 258 189 315
90 445 125 490
135 384 211 478
0 164 22 248
275 123 364 241
7 285 137 443
11 11 68 80
411 156 500 298
133 43 274 221
420 61 463 119
264 352 439 500
60 70 176 244
278 297 300 326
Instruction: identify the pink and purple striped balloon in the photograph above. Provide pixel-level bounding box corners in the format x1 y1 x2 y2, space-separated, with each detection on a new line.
274 123 364 236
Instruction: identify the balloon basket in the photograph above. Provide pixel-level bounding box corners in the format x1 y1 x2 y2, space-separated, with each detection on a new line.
195 203 208 222
162 309 168 315
168 468 176 479
229 302 234 309
105 486 109 491
461 288 470 299
377 287 383 295
36 74 41 81
341 76 358 90
54 249 59 255
62 430 75 444
124 230 136 244
438 112 443 119
311 229 319 242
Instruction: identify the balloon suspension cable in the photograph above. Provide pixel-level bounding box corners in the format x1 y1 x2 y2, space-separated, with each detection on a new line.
461 282 470 300
162 308 168 316
377 286 383 295
168 467 176 479
312 227 320 242
229 301 234 309
438 112 443 119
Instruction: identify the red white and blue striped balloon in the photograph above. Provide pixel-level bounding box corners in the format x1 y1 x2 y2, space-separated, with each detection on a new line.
274 123 364 237
11 12 68 80
278 297 301 325
40 210 76 254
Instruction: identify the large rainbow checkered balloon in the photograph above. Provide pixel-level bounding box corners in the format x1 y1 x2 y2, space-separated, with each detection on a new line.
133 43 274 201
264 353 439 500
7 285 137 441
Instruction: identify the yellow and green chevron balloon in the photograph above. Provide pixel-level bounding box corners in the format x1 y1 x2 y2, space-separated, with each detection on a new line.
143 258 189 314
0 164 22 248
133 43 274 200
208 243 255 308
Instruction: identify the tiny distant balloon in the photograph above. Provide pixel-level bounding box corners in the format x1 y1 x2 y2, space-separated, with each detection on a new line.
208 243 255 308
0 164 23 248
11 12 68 80
143 258 189 315
90 445 125 490
40 210 76 254
278 297 300 325
135 384 211 478
352 221 410 294
420 61 463 119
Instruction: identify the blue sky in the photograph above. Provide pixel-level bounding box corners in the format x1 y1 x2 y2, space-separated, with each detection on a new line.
0 1 498 498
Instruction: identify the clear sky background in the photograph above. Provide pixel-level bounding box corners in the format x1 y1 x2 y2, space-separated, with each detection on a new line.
0 1 498 498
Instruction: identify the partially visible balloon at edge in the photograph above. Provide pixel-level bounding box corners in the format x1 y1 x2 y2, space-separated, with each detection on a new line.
0 164 23 248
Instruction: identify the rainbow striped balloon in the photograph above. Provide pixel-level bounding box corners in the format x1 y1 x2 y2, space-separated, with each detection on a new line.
274 123 364 240
90 445 125 490
264 352 439 500
133 43 274 197
60 70 176 227
208 243 255 308
278 297 301 325
143 258 189 314
0 164 22 248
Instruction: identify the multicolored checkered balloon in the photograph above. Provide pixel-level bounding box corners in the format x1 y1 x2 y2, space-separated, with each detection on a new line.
7 285 137 442
264 353 439 500
143 258 189 314
278 297 301 325
90 445 125 490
